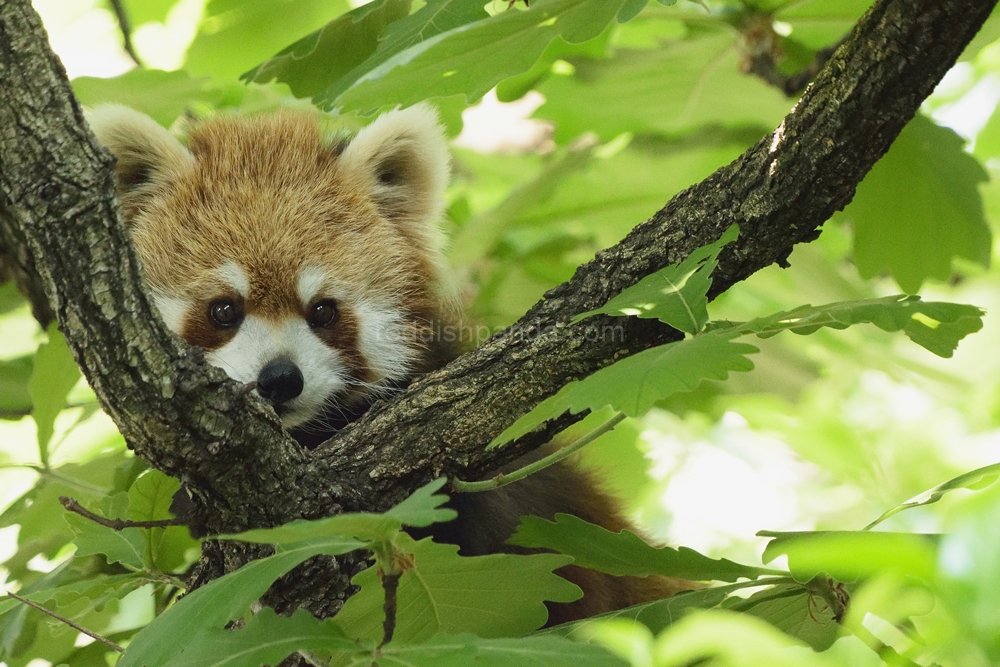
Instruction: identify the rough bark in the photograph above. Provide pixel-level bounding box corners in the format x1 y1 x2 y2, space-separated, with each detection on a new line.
0 0 994 617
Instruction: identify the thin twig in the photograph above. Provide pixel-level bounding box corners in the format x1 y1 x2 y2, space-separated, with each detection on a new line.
60 496 187 530
452 412 627 493
5 592 124 653
107 0 143 68
379 571 401 648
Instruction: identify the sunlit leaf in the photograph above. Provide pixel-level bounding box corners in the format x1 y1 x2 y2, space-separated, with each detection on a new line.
759 531 938 582
573 224 738 333
727 295 985 358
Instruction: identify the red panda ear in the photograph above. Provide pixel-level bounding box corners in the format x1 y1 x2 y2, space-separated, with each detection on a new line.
338 103 450 243
87 105 194 222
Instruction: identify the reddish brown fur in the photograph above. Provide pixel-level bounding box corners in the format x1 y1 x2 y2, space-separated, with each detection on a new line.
180 291 243 350
132 113 442 330
310 305 372 383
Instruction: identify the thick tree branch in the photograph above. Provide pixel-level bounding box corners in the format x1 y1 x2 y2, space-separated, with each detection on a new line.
0 0 994 616
314 0 998 513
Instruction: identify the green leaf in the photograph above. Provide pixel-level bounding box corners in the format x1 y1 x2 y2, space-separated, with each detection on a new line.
245 0 475 106
0 354 32 419
331 535 579 645
127 470 182 569
119 535 366 667
770 0 872 50
726 583 841 651
729 295 985 358
120 0 178 26
573 224 738 333
373 633 630 666
216 478 453 544
544 581 752 638
536 28 792 142
145 608 357 667
64 513 147 571
333 0 631 114
0 280 26 315
0 453 126 581
759 530 938 582
29 326 82 461
449 144 595 266
937 483 1000 660
974 98 1000 161
73 69 224 128
617 0 649 23
384 477 457 527
127 470 179 523
185 0 354 80
845 114 991 293
0 573 149 619
509 514 781 581
491 334 758 447
636 610 833 667
864 461 1000 530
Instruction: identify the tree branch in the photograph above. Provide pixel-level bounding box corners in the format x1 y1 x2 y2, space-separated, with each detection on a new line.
0 0 994 616
4 593 124 653
59 495 187 530
107 0 143 68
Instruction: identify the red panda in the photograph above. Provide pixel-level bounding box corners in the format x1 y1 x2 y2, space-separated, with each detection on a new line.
88 105 690 624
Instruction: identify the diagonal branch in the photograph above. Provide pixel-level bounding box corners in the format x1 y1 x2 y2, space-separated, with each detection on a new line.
0 0 995 612
312 0 999 514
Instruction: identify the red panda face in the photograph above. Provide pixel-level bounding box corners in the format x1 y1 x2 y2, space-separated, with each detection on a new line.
89 105 455 430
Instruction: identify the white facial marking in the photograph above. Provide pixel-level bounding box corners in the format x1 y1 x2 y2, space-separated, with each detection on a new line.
216 260 250 297
152 293 191 334
205 314 347 428
353 299 416 383
297 266 328 305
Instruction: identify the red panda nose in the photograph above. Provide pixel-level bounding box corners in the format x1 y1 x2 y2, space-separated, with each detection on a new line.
257 359 304 405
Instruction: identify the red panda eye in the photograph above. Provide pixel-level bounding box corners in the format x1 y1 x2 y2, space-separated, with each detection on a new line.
208 298 242 328
309 300 337 328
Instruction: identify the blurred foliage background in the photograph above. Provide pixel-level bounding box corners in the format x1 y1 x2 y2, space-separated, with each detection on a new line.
4 0 1000 665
